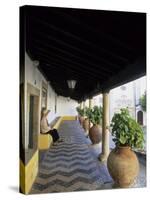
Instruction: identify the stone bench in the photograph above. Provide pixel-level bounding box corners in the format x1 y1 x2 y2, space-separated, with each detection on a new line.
38 116 76 150
38 117 61 150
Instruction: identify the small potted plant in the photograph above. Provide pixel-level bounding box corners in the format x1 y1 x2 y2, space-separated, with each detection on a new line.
140 91 146 112
82 107 92 133
107 108 144 187
88 106 103 144
76 106 85 126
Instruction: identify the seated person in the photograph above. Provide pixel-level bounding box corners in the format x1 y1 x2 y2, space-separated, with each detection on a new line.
40 108 63 143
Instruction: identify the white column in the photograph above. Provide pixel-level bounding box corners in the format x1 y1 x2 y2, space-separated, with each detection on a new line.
79 103 82 109
83 101 85 109
81 102 83 109
89 98 92 129
99 92 110 161
89 98 93 109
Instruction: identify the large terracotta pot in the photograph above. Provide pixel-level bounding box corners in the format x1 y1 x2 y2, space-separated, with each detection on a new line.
89 125 102 144
79 116 84 126
107 146 139 187
83 118 89 132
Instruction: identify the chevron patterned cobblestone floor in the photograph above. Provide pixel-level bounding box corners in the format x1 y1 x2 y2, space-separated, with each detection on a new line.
30 120 146 194
30 120 113 194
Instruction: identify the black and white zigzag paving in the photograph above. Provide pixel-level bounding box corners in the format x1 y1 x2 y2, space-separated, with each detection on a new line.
30 120 113 194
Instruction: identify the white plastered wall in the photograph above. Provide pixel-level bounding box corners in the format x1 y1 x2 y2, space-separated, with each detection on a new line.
57 96 78 116
109 81 135 122
24 53 78 148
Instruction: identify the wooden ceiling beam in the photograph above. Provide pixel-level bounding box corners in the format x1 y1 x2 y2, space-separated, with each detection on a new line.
38 57 104 83
32 47 112 78
101 57 146 92
32 31 123 69
32 39 117 73
41 64 93 82
33 51 108 80
30 16 129 63
50 9 135 53
43 65 95 81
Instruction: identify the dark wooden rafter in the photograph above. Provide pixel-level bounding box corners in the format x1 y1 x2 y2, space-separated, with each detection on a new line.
31 45 114 76
50 80 90 100
22 6 146 101
31 51 109 80
49 8 136 53
40 63 97 82
32 30 124 68
33 38 119 72
101 57 146 92
38 62 104 86
29 15 130 63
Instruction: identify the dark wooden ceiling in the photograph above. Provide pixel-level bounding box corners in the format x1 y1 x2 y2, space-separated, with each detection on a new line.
20 5 146 102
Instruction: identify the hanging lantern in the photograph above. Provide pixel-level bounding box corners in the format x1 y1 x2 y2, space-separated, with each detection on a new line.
67 80 77 89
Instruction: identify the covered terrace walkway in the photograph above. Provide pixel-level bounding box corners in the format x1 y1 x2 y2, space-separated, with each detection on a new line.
30 120 112 193
20 5 146 194
30 120 145 194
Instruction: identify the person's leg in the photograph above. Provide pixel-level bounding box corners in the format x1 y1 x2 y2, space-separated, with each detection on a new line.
53 129 60 141
43 130 55 142
49 129 59 142
52 129 64 142
42 131 57 145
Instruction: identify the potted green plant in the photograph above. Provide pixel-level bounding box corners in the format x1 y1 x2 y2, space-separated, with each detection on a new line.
76 106 81 121
107 108 144 187
140 91 146 112
88 106 103 144
82 107 92 133
76 106 85 126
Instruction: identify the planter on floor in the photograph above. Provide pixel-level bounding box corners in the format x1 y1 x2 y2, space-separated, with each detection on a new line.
107 108 144 188
107 146 139 187
83 118 90 133
76 106 85 127
89 124 102 144
86 106 102 144
79 116 85 127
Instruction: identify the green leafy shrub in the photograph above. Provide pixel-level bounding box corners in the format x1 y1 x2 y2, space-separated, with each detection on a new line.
88 106 103 126
84 107 92 118
110 108 144 149
76 106 85 117
140 92 146 112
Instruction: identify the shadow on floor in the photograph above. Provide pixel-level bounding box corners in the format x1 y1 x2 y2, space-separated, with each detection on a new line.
9 185 19 193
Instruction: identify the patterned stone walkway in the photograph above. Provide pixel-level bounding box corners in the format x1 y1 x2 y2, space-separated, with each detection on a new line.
30 120 112 194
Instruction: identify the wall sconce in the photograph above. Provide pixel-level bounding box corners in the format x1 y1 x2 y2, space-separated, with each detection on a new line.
67 80 77 89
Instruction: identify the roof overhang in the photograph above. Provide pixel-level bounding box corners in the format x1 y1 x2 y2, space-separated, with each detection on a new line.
20 5 146 102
